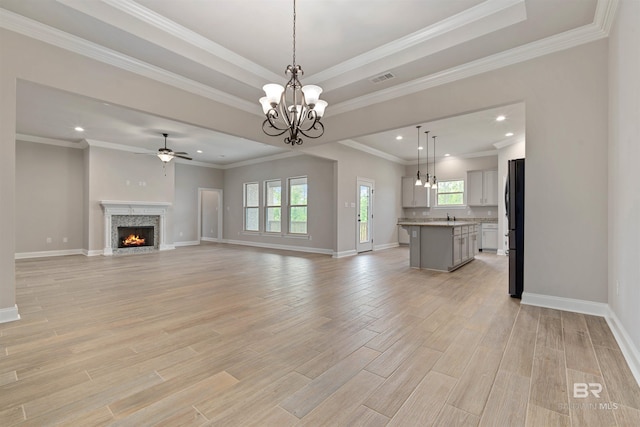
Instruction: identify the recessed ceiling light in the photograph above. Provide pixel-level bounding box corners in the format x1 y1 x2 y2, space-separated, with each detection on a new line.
505 132 514 137
444 153 450 157
196 150 203 153
74 126 84 132
496 115 506 122
396 136 403 140
418 146 423 150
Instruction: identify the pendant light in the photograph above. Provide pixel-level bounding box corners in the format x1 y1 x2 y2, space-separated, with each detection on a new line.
432 135 438 187
414 125 422 186
423 130 431 188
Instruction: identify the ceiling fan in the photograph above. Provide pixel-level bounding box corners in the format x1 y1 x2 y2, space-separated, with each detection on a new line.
155 133 192 163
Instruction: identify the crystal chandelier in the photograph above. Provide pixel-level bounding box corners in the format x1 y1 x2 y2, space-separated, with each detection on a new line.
259 0 328 146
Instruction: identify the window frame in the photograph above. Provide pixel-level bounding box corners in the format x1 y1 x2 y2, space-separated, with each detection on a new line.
435 179 466 207
243 181 260 232
288 176 308 235
264 179 282 234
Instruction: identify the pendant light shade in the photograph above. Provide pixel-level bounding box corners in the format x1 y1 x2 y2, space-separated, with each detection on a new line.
415 125 422 186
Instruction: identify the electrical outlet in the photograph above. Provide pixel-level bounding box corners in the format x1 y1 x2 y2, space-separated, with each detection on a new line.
46 237 52 243
488 210 492 215
63 237 68 243
617 280 620 296
179 231 183 237
422 211 427 216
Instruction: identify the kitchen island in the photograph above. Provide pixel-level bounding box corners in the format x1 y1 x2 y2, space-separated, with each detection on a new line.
398 221 479 271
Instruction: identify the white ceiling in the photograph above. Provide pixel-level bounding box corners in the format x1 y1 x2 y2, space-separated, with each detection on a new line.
1 0 609 167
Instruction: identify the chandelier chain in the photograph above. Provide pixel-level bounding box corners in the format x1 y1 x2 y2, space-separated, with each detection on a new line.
292 0 296 68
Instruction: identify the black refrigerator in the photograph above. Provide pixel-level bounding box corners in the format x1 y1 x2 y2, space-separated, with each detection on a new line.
506 158 525 298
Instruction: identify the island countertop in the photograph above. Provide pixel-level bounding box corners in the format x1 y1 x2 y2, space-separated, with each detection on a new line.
397 221 478 227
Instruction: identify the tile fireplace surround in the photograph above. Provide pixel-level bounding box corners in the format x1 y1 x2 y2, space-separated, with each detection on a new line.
100 201 172 256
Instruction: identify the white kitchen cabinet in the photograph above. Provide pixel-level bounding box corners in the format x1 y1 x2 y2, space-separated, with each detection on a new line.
481 223 498 251
401 176 430 207
467 169 498 206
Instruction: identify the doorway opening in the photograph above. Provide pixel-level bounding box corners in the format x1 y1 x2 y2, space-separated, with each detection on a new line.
198 188 223 243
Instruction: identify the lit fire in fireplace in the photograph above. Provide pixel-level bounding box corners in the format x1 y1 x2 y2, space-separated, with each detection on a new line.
122 234 146 247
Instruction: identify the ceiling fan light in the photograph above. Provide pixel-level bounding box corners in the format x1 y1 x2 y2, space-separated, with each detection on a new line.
301 85 322 105
263 84 284 105
157 152 174 163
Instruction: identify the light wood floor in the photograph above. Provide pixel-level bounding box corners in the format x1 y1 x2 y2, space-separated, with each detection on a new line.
2 244 639 426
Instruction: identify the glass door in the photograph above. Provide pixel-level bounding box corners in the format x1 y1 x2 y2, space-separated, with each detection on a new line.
356 178 374 253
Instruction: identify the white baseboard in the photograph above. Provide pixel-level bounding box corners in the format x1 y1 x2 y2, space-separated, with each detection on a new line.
605 308 640 387
521 292 609 316
521 292 639 387
159 244 175 251
497 249 506 256
200 237 219 242
0 304 20 324
174 241 199 247
83 249 103 256
15 249 84 259
333 250 357 258
374 242 399 251
225 239 333 256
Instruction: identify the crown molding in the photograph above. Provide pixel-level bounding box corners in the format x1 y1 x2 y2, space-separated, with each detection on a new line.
173 158 222 169
15 133 87 149
594 0 619 34
0 8 259 116
493 138 522 149
309 0 526 90
57 0 281 86
85 138 144 153
219 151 302 170
338 140 406 165
328 20 610 116
1 0 616 120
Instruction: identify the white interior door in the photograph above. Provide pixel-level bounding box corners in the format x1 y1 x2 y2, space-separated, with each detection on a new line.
357 178 374 253
198 188 223 242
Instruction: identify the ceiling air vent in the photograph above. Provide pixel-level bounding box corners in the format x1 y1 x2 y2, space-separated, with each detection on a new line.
369 72 396 84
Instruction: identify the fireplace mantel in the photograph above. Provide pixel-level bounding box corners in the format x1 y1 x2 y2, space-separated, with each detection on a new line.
100 201 172 255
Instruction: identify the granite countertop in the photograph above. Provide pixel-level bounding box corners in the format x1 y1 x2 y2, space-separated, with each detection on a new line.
398 217 497 224
397 220 479 227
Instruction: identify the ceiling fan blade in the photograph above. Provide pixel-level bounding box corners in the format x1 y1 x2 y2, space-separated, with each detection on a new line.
175 154 192 160
173 151 189 155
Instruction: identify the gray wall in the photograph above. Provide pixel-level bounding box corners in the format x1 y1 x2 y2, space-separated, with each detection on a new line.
322 40 609 304
15 140 84 253
86 145 175 251
608 0 640 371
223 154 335 252
174 163 223 243
305 143 406 255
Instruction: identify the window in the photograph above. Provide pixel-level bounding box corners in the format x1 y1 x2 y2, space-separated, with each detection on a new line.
437 180 465 206
265 180 281 233
288 176 308 234
243 182 259 231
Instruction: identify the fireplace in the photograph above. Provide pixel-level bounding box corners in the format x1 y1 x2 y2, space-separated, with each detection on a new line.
100 201 172 256
118 226 155 248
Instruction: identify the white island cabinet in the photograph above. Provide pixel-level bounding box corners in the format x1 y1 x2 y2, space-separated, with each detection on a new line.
399 221 478 272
